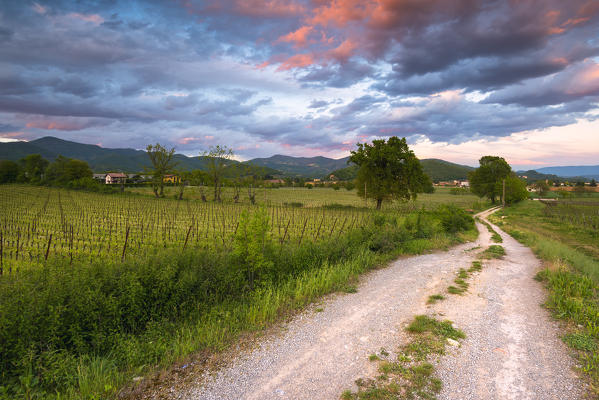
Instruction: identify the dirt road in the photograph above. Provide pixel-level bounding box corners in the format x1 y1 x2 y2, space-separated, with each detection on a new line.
176 208 582 399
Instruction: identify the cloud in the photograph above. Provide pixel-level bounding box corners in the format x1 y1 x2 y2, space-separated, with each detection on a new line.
0 0 597 165
485 59 599 106
410 119 599 169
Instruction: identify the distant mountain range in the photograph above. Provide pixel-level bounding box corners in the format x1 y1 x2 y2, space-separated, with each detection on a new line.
1 136 593 181
0 137 277 177
533 165 599 180
250 154 350 177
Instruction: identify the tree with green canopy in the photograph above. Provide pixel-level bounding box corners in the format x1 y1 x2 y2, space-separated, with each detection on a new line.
532 180 550 197
468 156 512 203
0 160 20 184
203 145 234 202
349 136 429 210
45 156 92 185
146 143 177 198
19 154 49 183
498 175 529 204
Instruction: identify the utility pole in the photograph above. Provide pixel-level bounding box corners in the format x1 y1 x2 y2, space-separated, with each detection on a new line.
502 179 506 207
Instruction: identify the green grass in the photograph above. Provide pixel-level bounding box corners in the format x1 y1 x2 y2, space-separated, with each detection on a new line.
343 316 465 399
446 262 484 296
468 261 482 273
492 201 599 395
427 294 445 304
479 245 505 259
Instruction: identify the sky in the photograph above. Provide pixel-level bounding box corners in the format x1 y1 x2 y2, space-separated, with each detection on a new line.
0 0 598 169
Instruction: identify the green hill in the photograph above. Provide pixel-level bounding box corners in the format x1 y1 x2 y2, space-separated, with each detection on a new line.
0 137 225 173
249 154 350 178
329 159 474 182
419 159 474 182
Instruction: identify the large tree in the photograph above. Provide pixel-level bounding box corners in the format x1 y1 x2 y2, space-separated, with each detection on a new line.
468 156 512 203
349 136 429 210
146 144 177 198
0 160 20 184
19 154 49 183
203 145 233 202
498 175 529 204
45 156 92 184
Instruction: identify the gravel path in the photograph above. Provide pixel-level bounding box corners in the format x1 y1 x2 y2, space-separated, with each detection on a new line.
175 207 583 400
435 208 584 400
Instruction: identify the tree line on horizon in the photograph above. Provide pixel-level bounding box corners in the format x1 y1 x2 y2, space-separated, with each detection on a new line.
0 136 544 208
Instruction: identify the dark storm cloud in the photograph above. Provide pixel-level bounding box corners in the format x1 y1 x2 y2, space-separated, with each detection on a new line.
0 0 598 158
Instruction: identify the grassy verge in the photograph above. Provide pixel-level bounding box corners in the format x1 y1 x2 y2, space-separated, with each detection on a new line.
341 315 465 400
446 261 483 296
479 245 505 259
490 203 599 394
0 207 476 399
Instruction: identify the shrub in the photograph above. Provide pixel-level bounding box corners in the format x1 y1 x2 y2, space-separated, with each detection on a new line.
435 205 474 233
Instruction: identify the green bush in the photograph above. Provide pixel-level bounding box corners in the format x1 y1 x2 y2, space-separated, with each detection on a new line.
435 205 474 233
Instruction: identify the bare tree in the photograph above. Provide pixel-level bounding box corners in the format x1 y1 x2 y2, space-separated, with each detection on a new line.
233 184 241 203
248 184 256 204
175 171 188 200
203 145 233 202
146 144 177 198
198 183 207 202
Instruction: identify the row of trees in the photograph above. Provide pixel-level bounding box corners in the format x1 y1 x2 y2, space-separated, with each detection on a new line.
1 138 531 208
146 143 257 202
0 154 94 186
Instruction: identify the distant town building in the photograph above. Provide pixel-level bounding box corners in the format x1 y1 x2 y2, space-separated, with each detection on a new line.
163 174 181 184
105 173 127 184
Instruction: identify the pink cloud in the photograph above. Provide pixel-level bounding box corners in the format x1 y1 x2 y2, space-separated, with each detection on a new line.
309 0 375 27
67 12 104 24
233 0 304 17
32 3 47 14
276 25 314 47
25 120 90 131
276 53 315 70
178 137 201 145
0 132 26 141
326 39 357 61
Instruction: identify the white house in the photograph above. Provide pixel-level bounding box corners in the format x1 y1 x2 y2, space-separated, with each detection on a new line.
105 173 127 184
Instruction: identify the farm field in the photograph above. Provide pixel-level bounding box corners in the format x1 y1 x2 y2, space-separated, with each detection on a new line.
0 185 488 274
127 185 488 209
0 183 481 400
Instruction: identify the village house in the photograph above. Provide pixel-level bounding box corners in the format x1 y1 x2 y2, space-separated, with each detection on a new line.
163 174 181 184
105 172 127 184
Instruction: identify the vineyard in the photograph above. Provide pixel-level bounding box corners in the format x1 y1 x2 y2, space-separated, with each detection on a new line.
0 184 481 399
126 185 487 209
0 185 375 274
541 199 599 231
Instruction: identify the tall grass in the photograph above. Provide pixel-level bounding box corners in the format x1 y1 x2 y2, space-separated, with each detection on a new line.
0 206 476 399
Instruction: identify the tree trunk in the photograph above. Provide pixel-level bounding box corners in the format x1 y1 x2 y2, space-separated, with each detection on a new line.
213 178 219 202
376 198 383 210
